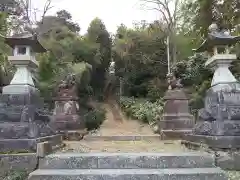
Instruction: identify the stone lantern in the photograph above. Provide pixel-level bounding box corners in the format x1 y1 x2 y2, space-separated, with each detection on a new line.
0 32 61 152
184 23 240 150
3 32 46 94
195 23 240 91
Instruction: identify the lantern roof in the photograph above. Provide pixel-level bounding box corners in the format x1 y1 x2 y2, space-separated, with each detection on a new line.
195 23 240 53
4 32 46 53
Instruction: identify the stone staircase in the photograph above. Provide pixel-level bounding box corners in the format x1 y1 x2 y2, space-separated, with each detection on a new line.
28 152 228 180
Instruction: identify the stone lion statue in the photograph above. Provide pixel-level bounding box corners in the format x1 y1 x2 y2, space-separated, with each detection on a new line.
166 73 183 90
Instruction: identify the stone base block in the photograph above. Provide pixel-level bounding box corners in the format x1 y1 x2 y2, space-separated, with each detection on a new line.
36 141 52 158
2 84 39 95
28 168 227 180
182 140 240 171
193 120 240 136
159 118 194 130
40 152 215 169
184 134 240 150
160 129 192 140
0 134 62 152
216 151 240 170
51 115 84 132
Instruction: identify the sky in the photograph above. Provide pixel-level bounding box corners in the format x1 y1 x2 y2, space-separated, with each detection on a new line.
32 0 160 35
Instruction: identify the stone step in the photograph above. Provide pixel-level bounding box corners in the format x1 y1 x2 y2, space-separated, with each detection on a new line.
160 129 192 140
83 135 161 141
39 152 215 169
28 168 227 180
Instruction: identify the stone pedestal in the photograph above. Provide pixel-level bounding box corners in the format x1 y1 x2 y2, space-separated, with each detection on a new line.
51 97 84 132
159 89 194 139
50 75 85 133
185 82 240 150
0 93 60 152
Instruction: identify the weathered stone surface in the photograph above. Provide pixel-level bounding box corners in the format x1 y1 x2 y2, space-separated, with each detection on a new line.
216 151 240 170
182 140 240 171
159 89 194 139
188 83 240 150
39 152 215 169
50 115 84 132
28 168 227 180
50 74 84 132
0 134 62 151
184 134 240 149
0 153 37 176
37 141 52 158
193 120 240 136
194 85 240 136
160 130 192 140
159 119 194 130
0 92 59 151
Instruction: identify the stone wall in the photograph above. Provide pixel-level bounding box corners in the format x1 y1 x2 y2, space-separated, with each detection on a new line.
0 153 38 177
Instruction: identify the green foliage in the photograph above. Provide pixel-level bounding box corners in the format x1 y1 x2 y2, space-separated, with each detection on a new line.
84 106 106 131
189 80 211 115
227 171 240 180
172 54 212 86
35 11 113 102
119 97 164 124
3 170 28 180
113 23 167 98
86 18 112 95
172 54 212 112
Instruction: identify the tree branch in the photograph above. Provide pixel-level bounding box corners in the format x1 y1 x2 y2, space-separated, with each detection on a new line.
173 0 180 24
40 0 53 25
140 3 170 25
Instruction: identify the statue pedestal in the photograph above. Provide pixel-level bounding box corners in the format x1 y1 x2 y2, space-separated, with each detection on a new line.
0 93 61 152
159 89 194 139
50 97 84 132
185 83 240 149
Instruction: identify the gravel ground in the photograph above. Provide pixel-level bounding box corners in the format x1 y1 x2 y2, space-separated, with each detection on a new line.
60 140 193 153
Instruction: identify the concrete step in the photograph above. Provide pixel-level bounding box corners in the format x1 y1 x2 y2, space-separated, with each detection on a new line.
39 152 215 169
28 168 228 180
83 135 161 141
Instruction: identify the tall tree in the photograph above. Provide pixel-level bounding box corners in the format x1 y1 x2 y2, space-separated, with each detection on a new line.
86 18 112 96
140 0 182 64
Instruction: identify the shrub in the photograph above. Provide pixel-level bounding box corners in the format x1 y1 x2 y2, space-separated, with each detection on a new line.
3 170 28 180
119 97 163 124
84 107 106 131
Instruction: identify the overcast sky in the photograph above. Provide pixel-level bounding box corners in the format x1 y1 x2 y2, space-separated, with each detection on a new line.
33 0 160 35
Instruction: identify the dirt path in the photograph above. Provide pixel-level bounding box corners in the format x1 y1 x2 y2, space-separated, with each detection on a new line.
95 102 155 136
59 101 192 153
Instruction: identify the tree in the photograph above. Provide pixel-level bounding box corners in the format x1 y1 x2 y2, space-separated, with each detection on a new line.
140 0 182 64
86 18 112 96
113 23 168 99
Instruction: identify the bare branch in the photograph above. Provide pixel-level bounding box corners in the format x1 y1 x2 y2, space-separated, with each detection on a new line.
40 0 53 24
140 0 177 30
172 0 180 27
162 0 173 25
140 3 170 25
